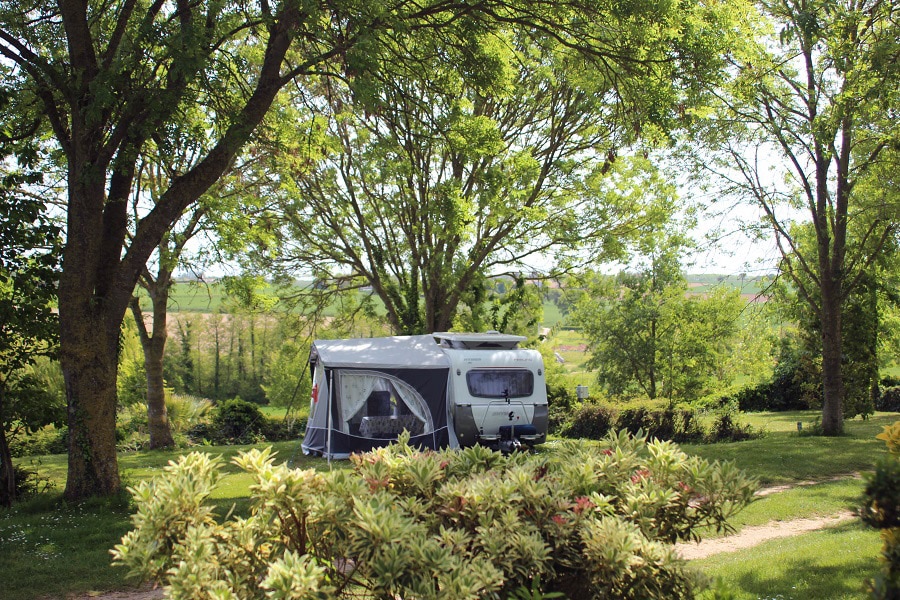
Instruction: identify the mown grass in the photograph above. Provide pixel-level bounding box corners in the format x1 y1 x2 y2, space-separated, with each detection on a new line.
683 412 893 486
696 521 881 600
0 493 139 600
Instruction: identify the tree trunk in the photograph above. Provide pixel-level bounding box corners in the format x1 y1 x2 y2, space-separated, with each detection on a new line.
145 338 174 449
0 427 13 508
820 281 845 436
0 384 15 507
60 310 122 500
132 289 175 450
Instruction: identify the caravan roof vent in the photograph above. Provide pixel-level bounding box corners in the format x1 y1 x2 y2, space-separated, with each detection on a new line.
433 332 526 350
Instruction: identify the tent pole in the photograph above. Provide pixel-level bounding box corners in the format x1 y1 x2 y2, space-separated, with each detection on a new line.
326 370 334 464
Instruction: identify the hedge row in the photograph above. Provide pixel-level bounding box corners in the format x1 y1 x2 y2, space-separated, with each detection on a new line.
556 402 759 444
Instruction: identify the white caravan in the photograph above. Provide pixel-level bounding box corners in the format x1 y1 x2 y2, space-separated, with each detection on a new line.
301 331 548 458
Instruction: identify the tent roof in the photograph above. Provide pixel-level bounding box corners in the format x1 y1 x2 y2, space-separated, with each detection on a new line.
310 334 449 369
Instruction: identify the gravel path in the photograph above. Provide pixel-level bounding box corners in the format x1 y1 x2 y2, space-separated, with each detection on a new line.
675 510 857 560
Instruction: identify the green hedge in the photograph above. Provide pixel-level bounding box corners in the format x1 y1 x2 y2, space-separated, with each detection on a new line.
557 401 758 444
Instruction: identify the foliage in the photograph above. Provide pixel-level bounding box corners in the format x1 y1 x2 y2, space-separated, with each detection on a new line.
210 399 267 445
556 400 760 445
261 340 311 410
10 425 68 457
113 431 756 599
769 251 894 420
251 2 739 333
574 249 745 402
0 172 61 505
699 335 821 413
705 410 758 444
862 422 900 598
164 312 313 406
557 403 618 440
117 356 148 408
8 463 52 500
876 388 900 413
454 276 544 339
116 394 211 451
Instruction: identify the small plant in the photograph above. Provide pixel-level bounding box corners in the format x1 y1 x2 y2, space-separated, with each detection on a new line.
706 409 760 443
876 387 900 413
113 431 757 599
862 421 900 598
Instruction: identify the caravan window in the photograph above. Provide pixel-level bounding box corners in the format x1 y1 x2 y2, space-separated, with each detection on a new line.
466 369 534 399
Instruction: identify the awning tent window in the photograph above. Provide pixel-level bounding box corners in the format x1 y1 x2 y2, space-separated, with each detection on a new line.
338 370 433 438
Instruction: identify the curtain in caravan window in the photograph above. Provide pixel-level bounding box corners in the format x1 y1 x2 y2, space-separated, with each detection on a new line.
338 371 434 434
338 373 381 428
390 381 430 431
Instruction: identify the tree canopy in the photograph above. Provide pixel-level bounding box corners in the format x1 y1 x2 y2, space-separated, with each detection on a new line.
243 8 747 334
574 234 744 401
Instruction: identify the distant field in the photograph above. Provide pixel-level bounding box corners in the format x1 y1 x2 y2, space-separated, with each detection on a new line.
149 274 766 328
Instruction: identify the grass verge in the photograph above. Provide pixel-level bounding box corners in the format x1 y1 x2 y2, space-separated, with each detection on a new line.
695 521 881 600
682 412 893 485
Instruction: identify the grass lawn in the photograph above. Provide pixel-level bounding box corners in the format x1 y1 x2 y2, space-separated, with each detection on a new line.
696 522 881 600
683 412 894 485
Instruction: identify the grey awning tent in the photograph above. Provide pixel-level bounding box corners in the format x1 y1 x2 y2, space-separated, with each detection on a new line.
301 335 454 459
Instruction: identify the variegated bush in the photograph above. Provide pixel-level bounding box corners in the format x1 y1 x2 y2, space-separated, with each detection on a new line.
112 430 756 599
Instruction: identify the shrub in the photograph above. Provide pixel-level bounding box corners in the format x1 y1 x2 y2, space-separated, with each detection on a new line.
113 431 757 600
166 394 213 434
705 410 760 443
10 425 68 457
546 381 576 434
862 422 900 598
558 402 616 439
881 376 900 389
728 351 818 412
559 402 706 444
10 463 53 499
211 398 267 444
262 416 306 442
116 402 150 451
876 387 900 413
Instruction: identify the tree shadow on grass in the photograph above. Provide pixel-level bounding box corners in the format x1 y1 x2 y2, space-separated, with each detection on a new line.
726 523 879 600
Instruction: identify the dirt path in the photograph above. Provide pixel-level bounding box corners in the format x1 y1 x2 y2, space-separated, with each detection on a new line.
754 472 861 497
675 510 857 560
674 474 861 560
65 585 164 600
